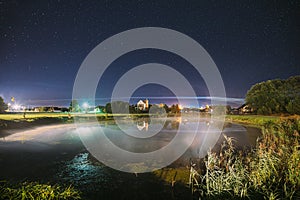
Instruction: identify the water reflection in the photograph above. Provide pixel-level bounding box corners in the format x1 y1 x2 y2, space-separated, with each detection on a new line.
77 116 227 173
136 119 149 131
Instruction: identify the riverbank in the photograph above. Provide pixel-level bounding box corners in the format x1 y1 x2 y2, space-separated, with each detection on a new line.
225 114 300 127
0 115 73 137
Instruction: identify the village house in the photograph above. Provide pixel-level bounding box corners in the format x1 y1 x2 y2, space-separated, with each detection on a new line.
230 104 253 114
136 99 149 111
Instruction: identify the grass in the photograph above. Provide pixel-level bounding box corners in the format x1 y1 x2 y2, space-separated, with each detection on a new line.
194 116 300 199
0 181 81 200
153 167 190 185
226 115 280 127
0 112 70 120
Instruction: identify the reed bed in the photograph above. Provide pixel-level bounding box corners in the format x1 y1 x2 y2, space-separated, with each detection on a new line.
0 182 81 200
195 117 300 199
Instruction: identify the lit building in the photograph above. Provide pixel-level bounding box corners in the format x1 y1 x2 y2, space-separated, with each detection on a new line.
136 99 149 111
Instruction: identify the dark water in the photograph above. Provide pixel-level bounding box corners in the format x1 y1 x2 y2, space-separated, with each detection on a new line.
0 118 260 199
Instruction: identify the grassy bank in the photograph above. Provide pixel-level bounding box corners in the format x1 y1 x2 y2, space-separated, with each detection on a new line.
0 113 73 137
226 114 280 127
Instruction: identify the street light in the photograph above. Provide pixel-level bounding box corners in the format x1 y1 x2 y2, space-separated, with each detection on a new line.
13 104 20 111
82 102 89 113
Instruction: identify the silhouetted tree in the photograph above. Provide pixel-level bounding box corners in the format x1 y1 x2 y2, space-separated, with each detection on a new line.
0 96 7 113
212 105 227 115
170 104 180 113
245 76 300 115
149 104 166 115
69 100 80 112
111 101 129 113
163 104 170 113
105 103 112 113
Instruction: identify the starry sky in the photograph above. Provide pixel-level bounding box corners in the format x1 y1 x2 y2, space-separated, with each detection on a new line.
0 0 299 107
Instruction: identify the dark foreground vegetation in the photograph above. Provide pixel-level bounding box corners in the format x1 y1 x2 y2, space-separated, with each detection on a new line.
0 182 81 200
192 116 300 199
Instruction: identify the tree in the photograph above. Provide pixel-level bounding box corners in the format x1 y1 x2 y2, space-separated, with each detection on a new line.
163 104 170 113
285 76 300 114
245 75 300 115
149 104 166 115
104 101 130 114
212 105 227 115
0 96 7 113
129 104 137 114
69 100 80 112
170 104 180 114
105 103 112 113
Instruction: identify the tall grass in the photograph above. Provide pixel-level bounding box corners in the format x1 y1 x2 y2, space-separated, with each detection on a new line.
0 181 81 200
195 117 300 199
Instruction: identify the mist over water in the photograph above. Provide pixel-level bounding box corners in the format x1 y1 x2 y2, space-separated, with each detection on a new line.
75 116 226 172
0 117 260 199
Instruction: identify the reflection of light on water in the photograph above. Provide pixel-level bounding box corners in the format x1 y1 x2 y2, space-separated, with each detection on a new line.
57 153 109 185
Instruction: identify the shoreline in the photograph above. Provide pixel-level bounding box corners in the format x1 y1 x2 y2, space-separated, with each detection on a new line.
0 117 73 137
0 114 266 137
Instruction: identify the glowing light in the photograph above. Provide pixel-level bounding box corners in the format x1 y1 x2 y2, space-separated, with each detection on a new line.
82 102 89 109
13 104 20 110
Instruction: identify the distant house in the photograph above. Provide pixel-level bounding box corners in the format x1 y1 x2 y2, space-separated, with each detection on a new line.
238 104 253 114
136 99 149 111
230 104 253 114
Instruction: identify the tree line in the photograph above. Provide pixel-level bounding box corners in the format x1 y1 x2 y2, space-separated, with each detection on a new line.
103 101 180 114
1 76 299 115
68 100 180 114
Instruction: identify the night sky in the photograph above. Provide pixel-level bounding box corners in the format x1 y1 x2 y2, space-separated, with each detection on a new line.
0 0 299 107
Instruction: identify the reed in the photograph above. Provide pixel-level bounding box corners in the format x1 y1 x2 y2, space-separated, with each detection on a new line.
195 117 300 199
0 181 81 200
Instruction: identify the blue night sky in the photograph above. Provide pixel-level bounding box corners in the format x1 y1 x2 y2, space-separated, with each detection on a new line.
0 1 299 107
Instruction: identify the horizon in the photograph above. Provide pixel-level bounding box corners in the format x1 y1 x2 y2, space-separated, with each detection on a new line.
4 96 245 109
